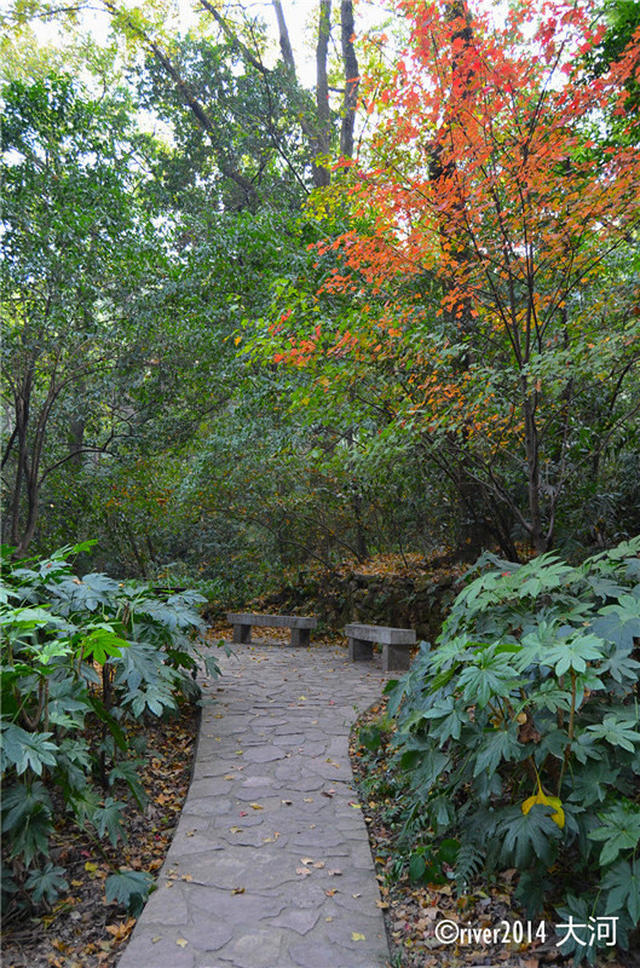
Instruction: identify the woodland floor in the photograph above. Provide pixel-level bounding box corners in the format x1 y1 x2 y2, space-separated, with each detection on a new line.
3 648 639 968
1 700 199 968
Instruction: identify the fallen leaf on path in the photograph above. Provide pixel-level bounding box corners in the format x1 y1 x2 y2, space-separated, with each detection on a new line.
249 802 263 810
176 938 188 948
231 887 245 895
352 932 366 941
106 919 135 943
296 867 311 877
328 869 343 876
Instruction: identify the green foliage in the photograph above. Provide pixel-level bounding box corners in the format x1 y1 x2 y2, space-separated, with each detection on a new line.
105 869 155 917
387 538 640 960
0 542 222 912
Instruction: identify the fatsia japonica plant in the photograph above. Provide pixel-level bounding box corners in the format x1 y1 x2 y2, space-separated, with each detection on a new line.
386 537 640 961
0 541 222 914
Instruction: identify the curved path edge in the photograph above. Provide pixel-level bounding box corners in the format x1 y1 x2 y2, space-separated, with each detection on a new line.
117 640 392 968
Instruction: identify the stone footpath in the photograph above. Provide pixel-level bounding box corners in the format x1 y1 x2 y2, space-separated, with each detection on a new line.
117 639 391 968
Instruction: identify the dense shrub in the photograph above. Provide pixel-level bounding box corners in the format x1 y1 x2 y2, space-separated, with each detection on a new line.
386 537 640 961
1 541 222 914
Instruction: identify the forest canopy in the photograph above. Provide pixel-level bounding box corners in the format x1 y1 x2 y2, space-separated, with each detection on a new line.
1 0 639 592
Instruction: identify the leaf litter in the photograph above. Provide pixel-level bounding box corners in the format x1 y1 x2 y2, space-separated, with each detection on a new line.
2 699 198 968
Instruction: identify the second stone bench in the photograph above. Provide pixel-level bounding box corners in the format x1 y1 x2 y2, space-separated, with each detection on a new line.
226 612 317 647
344 622 416 672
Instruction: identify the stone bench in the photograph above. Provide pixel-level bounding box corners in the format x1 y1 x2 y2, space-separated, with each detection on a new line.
344 623 416 672
226 612 317 647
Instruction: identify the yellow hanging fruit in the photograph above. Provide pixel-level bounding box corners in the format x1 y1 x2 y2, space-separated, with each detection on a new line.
521 774 565 829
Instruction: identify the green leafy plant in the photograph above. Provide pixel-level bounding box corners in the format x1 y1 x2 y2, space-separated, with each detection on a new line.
1 541 223 913
387 537 640 962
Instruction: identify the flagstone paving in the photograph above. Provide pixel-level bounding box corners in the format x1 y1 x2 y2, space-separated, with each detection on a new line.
117 638 392 968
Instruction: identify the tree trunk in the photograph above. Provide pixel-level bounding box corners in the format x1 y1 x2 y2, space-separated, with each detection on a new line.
522 388 547 553
314 0 332 188
340 0 359 159
272 0 296 72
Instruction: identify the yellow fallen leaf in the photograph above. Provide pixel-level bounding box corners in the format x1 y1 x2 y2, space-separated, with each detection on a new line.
84 861 98 872
106 919 135 942
230 826 242 834
151 936 161 944
521 775 565 828
176 938 189 948
352 932 366 941
250 802 263 810
231 886 245 895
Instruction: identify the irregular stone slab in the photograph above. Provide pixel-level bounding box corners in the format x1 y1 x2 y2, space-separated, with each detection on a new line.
117 642 391 968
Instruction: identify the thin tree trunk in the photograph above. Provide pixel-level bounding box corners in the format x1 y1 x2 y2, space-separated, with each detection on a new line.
522 388 547 552
272 0 296 72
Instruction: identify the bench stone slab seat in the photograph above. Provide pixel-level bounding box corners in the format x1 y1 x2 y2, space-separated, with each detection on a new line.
227 612 317 647
344 622 416 672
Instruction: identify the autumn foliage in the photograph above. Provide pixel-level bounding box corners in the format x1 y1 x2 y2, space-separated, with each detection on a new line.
270 0 640 555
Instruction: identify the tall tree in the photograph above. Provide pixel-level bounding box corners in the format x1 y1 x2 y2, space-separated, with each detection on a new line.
0 75 164 552
265 0 640 555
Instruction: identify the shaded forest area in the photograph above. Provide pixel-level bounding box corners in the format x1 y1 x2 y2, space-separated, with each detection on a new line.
2 0 638 603
2 1 640 962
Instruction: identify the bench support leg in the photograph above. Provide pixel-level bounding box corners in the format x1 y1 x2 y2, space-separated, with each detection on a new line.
348 637 374 661
233 624 251 644
383 644 411 672
290 628 310 647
